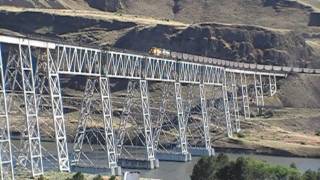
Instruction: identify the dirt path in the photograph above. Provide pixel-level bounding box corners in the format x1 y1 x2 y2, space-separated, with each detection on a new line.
0 6 188 27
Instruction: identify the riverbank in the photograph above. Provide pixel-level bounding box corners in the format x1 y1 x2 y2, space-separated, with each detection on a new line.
214 141 320 158
212 107 320 158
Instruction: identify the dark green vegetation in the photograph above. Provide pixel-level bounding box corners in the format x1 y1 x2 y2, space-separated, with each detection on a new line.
191 154 320 180
36 172 116 180
66 172 85 180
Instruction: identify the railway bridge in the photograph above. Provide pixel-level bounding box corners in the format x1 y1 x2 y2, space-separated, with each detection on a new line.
0 34 309 179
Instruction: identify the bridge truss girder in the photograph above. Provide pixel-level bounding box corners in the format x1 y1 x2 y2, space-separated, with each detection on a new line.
0 35 286 178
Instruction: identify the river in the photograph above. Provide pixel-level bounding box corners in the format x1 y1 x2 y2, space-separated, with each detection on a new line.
130 153 320 180
11 141 320 180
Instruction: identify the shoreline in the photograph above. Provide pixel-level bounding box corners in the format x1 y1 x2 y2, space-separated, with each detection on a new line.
214 146 320 159
12 137 320 159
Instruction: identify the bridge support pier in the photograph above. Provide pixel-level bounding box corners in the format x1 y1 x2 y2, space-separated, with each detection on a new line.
269 75 277 96
240 73 250 119
254 73 264 114
71 78 96 165
0 43 14 180
100 77 121 174
231 72 240 133
223 72 233 138
193 83 214 156
115 80 159 170
19 44 44 177
47 48 70 172
174 82 191 160
156 82 191 162
139 80 158 165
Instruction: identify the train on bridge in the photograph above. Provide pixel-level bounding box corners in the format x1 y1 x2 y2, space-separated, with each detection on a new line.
148 47 320 74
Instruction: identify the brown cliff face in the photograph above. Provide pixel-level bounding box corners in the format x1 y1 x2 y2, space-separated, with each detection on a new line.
115 24 315 67
0 9 315 68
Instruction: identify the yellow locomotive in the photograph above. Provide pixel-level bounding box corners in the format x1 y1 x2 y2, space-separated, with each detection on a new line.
148 47 171 58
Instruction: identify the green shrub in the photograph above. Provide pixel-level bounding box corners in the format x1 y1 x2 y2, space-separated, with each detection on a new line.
93 175 103 180
72 172 85 180
190 154 229 180
236 132 246 138
191 155 302 180
290 163 297 169
38 175 48 180
302 169 320 180
109 175 116 180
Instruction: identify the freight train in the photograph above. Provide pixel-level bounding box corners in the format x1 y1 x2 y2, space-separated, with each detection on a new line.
148 47 319 74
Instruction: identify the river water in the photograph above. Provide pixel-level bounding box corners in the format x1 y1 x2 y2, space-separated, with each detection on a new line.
133 153 320 180
11 141 320 180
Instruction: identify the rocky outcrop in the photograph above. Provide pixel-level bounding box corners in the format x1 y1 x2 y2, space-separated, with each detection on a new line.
309 12 320 26
0 10 136 40
86 0 123 12
0 10 315 67
115 23 315 67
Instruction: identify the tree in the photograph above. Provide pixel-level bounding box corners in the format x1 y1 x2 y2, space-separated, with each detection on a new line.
38 175 48 180
71 172 85 180
302 170 318 180
192 154 303 180
109 175 116 180
190 154 229 180
93 175 104 180
290 163 297 169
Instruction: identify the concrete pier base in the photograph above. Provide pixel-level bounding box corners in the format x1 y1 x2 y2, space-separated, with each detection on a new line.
189 147 215 156
118 158 159 170
156 151 192 162
111 166 122 176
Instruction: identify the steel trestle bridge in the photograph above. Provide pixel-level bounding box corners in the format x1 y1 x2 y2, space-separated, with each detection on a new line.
0 35 290 179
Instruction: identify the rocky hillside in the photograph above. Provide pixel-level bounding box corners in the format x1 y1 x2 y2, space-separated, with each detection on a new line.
0 8 317 67
1 0 319 30
0 5 319 108
0 0 93 9
114 23 316 67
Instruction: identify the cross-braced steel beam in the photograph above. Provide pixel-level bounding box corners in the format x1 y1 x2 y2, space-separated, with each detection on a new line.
254 73 264 113
269 75 277 96
240 73 250 119
19 44 43 176
222 72 233 138
0 44 14 180
72 78 96 165
47 48 70 172
139 80 155 160
174 82 188 154
231 72 240 132
153 83 169 150
99 77 118 169
116 80 136 158
199 84 211 150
